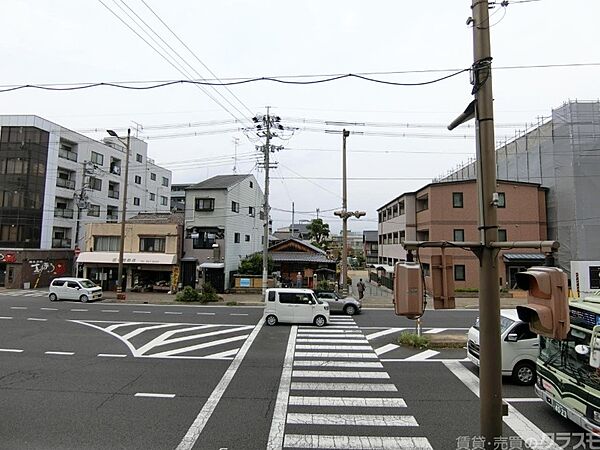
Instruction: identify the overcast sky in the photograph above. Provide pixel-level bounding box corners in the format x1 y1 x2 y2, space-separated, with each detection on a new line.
1 1 598 234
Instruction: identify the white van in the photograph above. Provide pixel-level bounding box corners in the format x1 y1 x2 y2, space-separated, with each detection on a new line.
264 288 330 327
467 309 539 385
49 277 103 303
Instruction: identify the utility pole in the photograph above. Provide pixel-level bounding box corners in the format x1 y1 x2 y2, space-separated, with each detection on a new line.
232 137 239 174
72 161 92 276
262 108 271 295
291 202 295 238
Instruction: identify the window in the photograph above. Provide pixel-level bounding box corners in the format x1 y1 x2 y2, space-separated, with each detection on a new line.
416 195 429 212
108 181 119 198
94 236 120 251
161 176 169 187
160 196 168 206
393 232 399 244
234 233 240 243
268 291 275 302
107 206 119 222
195 198 215 211
453 192 464 208
231 201 239 213
498 229 507 242
109 157 121 175
399 230 405 243
190 230 217 249
497 192 506 208
134 175 141 184
59 143 77 162
87 204 100 217
249 181 253 188
140 237 165 252
454 264 466 281
279 292 313 305
259 211 265 221
248 206 255 217
90 151 104 166
378 212 383 223
245 235 250 242
392 205 398 217
150 172 156 181
133 197 140 206
89 177 102 191
453 229 465 242
149 193 155 201
136 154 143 163
590 267 600 290
398 201 405 215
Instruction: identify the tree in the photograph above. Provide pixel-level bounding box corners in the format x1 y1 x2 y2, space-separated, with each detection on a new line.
238 253 274 275
306 219 330 246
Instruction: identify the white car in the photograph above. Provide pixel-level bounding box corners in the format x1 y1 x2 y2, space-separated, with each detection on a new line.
49 277 103 303
467 309 539 385
263 288 330 327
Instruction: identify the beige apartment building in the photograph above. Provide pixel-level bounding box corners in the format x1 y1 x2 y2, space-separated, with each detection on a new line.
377 179 547 290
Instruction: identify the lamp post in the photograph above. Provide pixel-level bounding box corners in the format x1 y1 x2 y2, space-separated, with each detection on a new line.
106 128 131 298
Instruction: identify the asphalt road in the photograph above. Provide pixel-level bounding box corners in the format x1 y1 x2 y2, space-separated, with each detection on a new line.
0 292 595 449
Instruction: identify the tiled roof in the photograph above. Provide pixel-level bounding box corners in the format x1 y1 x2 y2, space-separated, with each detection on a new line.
187 174 251 190
270 252 335 264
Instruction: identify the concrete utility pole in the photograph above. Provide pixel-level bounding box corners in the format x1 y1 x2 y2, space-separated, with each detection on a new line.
262 107 271 295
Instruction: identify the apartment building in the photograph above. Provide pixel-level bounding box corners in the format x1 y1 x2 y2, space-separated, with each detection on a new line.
363 230 379 266
377 179 547 289
183 174 264 292
0 115 171 288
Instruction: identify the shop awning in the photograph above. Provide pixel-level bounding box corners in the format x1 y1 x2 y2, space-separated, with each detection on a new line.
76 252 177 265
199 262 225 269
375 264 395 274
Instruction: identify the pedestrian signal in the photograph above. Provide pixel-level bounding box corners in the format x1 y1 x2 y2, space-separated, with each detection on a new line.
393 263 423 319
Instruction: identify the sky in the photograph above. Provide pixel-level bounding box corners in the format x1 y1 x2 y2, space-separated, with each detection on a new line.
1 0 598 234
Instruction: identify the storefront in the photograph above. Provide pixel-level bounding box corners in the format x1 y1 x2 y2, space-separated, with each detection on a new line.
0 249 72 289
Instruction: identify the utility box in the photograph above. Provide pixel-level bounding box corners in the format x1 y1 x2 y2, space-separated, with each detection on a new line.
393 263 423 319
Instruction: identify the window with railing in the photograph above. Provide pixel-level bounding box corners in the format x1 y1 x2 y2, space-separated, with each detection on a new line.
59 143 77 162
56 171 75 190
54 208 74 219
52 227 72 248
106 206 118 222
108 181 119 199
90 151 104 166
87 204 100 217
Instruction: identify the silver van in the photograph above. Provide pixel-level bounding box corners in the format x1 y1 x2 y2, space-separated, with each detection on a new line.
49 277 103 303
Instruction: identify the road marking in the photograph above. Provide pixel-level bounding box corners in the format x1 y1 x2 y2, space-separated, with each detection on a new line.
40 307 58 311
323 325 359 329
267 326 297 450
197 312 216 316
288 396 406 408
374 343 400 355
134 393 176 398
297 329 361 334
121 322 186 339
292 370 389 379
504 397 544 403
423 328 445 334
381 358 470 363
164 312 183 315
10 306 27 310
45 351 74 356
297 333 362 338
443 361 561 450
230 313 248 316
203 348 239 359
283 435 432 449
71 309 88 312
97 353 127 358
404 350 440 361
295 345 373 351
176 320 263 450
296 338 368 344
0 348 24 353
133 310 151 314
27 318 47 321
151 334 250 357
286 413 417 427
0 316 13 320
295 352 377 359
293 361 383 368
101 309 120 313
290 382 397 392
365 328 405 340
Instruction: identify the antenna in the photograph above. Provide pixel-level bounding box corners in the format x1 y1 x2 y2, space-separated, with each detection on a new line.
132 121 144 138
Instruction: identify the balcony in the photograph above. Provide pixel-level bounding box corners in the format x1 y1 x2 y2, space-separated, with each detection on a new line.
56 178 75 190
107 215 119 223
108 190 120 199
59 148 78 162
54 208 74 219
52 238 72 248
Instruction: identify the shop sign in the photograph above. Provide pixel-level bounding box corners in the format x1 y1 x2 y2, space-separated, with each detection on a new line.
0 253 16 263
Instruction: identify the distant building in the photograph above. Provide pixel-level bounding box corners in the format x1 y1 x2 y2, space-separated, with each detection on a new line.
273 223 310 241
363 230 378 266
170 183 192 212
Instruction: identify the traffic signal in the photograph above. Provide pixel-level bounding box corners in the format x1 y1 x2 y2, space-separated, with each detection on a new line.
393 262 423 319
515 266 570 340
428 255 456 310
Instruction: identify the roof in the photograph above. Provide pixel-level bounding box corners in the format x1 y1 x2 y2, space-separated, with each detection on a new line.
127 212 184 225
363 230 378 242
502 253 546 262
269 238 327 255
187 174 251 190
270 252 335 264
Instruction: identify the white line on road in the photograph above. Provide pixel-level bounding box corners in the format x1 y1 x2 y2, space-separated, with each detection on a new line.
101 309 120 313
292 370 389 379
71 309 88 312
45 351 74 356
443 361 561 450
10 306 27 310
133 310 151 314
203 348 239 359
151 334 250 357
423 328 445 334
97 353 127 358
404 350 440 361
381 358 470 363
297 333 362 338
374 344 400 356
288 396 407 408
230 313 248 316
297 329 361 334
0 316 13 320
134 393 176 398
176 320 264 450
295 352 378 359
293 361 383 369
286 413 417 427
40 307 58 311
197 312 216 316
365 328 405 340
296 339 368 344
267 326 297 450
290 382 397 392
283 435 432 449
0 348 24 353
164 312 183 315
295 345 373 351
27 318 47 322
504 398 544 403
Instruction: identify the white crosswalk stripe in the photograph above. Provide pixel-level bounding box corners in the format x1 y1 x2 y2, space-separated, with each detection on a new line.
70 320 252 360
0 290 48 297
267 318 433 450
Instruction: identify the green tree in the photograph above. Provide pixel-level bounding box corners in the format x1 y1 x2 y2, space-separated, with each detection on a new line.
306 219 330 246
238 253 274 275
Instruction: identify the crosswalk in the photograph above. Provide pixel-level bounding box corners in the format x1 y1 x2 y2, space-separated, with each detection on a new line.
0 290 48 297
70 320 252 360
268 316 432 450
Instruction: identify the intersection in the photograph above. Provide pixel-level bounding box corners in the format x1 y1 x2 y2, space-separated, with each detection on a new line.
0 292 589 449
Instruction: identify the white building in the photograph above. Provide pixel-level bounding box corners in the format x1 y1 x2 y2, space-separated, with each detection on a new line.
182 174 264 291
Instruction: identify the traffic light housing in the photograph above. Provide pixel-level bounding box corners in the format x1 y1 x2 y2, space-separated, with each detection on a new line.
515 266 570 340
428 255 456 310
393 262 423 319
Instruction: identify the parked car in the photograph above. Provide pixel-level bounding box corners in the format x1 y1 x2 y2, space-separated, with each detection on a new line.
467 309 539 385
49 277 103 303
315 291 362 315
263 288 329 327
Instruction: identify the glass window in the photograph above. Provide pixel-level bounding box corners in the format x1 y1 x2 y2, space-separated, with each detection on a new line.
89 177 102 191
245 235 250 242
90 151 104 166
161 176 169 187
453 229 465 241
87 204 100 217
136 154 143 163
134 175 141 184
160 196 168 206
234 233 240 243
94 236 120 251
498 229 507 242
133 197 140 206
195 198 215 211
453 192 464 208
139 237 166 252
150 172 156 181
231 201 239 213
454 264 466 281
190 230 216 249
249 206 255 217
497 192 506 208
249 181 253 188
149 193 155 201
268 291 275 302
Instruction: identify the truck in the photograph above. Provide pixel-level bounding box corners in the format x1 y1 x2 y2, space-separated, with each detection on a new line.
534 295 600 436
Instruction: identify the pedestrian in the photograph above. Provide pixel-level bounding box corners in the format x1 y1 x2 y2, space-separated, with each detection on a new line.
357 278 365 300
296 272 303 288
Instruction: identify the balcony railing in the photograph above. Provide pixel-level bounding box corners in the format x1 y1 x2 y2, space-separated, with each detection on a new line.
52 238 72 248
58 149 78 162
106 215 119 223
54 208 74 219
108 190 120 199
56 178 75 190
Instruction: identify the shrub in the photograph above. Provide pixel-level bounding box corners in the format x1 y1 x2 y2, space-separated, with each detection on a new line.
317 280 332 291
176 286 201 303
455 287 479 293
199 282 220 303
397 332 430 349
226 301 238 306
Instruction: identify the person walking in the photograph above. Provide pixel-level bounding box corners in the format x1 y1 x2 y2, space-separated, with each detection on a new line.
357 278 366 300
296 272 303 288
